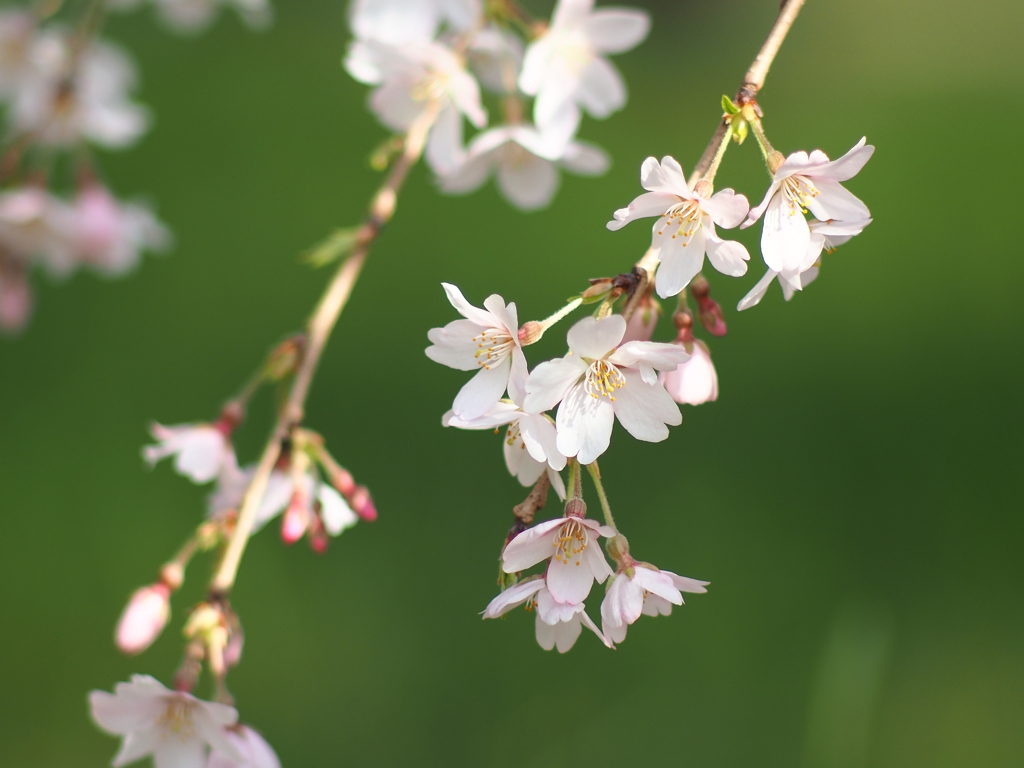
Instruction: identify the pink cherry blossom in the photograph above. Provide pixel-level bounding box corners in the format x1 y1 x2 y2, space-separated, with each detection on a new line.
660 340 718 406
207 725 280 768
71 184 171 276
115 584 171 655
600 565 708 643
144 422 234 485
523 314 687 464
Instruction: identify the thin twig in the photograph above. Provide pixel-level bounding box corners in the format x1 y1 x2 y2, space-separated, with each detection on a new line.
209 104 440 594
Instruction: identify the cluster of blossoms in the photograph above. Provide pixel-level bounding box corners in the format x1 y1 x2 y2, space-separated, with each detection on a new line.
345 0 649 210
0 0 272 334
427 76 873 653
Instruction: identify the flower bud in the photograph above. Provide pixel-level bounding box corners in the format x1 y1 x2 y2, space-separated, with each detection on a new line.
350 485 377 522
264 335 306 382
517 321 544 346
308 513 329 554
115 584 170 655
331 467 356 497
280 497 308 545
697 298 727 336
622 299 660 343
159 562 184 592
582 279 614 300
662 339 718 405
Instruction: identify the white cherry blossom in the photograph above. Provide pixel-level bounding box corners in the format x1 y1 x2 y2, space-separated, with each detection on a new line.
519 0 649 132
144 422 234 484
466 25 522 95
738 218 870 311
608 156 750 298
0 187 75 272
90 675 242 768
600 565 708 643
439 122 608 210
501 514 615 604
71 184 171 276
349 0 481 45
150 0 273 33
523 315 687 464
743 138 874 272
660 339 718 405
345 39 486 175
482 577 611 653
443 380 568 499
11 33 149 149
207 726 280 768
425 283 527 421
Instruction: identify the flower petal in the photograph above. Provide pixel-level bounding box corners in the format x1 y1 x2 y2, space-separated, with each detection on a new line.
611 370 681 442
705 228 750 277
737 270 778 311
452 358 511 420
524 356 586 413
566 314 626 359
555 383 614 464
501 518 563 572
496 152 560 210
583 9 650 54
806 178 870 223
701 188 749 229
606 191 677 231
760 193 810 272
816 137 873 182
483 578 544 618
575 56 625 119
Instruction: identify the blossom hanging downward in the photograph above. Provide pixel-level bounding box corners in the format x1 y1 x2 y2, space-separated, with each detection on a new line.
744 137 874 272
90 675 242 767
524 315 686 464
426 283 527 421
208 725 281 768
482 576 611 653
738 217 871 310
144 419 236 484
601 564 708 643
519 0 650 132
608 156 750 298
349 0 481 45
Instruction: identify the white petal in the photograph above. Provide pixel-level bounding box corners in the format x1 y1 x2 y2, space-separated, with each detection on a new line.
496 152 560 210
425 103 464 176
451 357 511 420
761 193 810 272
608 340 687 370
701 188 749 229
501 518 563 572
654 224 706 298
583 9 650 54
524 356 586 413
483 578 544 617
536 586 584 625
566 314 626 359
816 137 873 182
633 567 684 606
606 191 677 231
441 282 497 326
553 614 585 653
611 370 681 442
318 485 358 535
806 178 870 222
546 549 596 604
561 140 610 176
737 270 778 311
555 383 615 464
535 612 557 650
665 570 710 593
576 57 626 119
425 318 486 370
705 228 750 277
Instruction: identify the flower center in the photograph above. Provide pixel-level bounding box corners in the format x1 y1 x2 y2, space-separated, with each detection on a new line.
584 359 625 401
505 420 525 448
552 519 588 567
157 697 197 742
554 31 593 75
781 175 820 216
657 200 703 246
411 71 451 105
472 327 514 370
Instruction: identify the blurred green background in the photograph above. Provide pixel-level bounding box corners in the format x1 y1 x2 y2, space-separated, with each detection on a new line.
1 0 1022 765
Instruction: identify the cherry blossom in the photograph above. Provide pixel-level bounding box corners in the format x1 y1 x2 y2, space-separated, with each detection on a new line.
152 0 272 32
439 122 608 210
0 187 75 272
519 0 649 132
737 218 870 311
71 184 171 275
660 340 718 405
482 577 611 653
501 513 615 604
349 0 481 45
207 726 280 768
144 422 235 484
11 33 149 149
426 283 527 421
523 315 687 464
115 584 171 655
466 25 522 95
600 564 708 643
608 156 750 297
443 383 568 499
743 138 874 272
90 675 242 768
345 39 486 175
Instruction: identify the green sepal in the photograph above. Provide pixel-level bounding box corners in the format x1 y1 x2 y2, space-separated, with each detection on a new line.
721 95 741 115
732 118 749 145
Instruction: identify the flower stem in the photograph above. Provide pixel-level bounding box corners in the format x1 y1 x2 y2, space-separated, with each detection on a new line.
585 461 617 532
208 103 441 595
539 296 583 331
749 116 776 164
701 125 732 185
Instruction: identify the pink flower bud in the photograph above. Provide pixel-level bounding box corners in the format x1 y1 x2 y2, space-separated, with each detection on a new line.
661 340 718 405
280 497 308 544
696 297 727 337
115 584 170 655
308 514 329 554
224 628 244 668
350 485 377 522
621 301 659 343
0 271 32 333
331 467 355 497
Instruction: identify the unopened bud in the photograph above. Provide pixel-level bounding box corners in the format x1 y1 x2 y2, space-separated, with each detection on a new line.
697 297 727 337
350 485 377 522
518 321 544 346
264 335 305 382
672 307 694 333
564 498 587 518
331 467 356 497
308 514 329 554
583 279 614 300
115 584 170 655
622 299 660 343
280 497 308 544
159 562 184 592
606 534 630 564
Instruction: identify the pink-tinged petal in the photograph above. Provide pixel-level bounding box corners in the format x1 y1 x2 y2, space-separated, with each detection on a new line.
737 270 778 311
501 518 564 572
496 152 560 210
633 567 684 606
561 140 609 176
606 191 677 231
505 433 546 486
805 178 870 223
440 282 496 327
452 359 511 420
482 294 517 334
760 193 810 272
318 485 358 536
665 570 710 593
426 318 489 371
524 356 586 413
111 729 161 767
774 149 816 180
567 314 626 359
553 614 585 653
701 188 749 229
654 224 706 298
536 586 584 624
547 467 567 500
642 593 675 617
152 738 206 768
546 551 596 604
579 609 614 648
483 578 545 618
584 542 613 583
603 573 645 627
800 265 820 290
815 137 873 182
449 67 487 128
90 689 162 734
445 401 521 430
611 370 681 442
576 56 625 119
640 155 689 196
660 341 718 405
532 58 581 129
534 612 557 650
172 431 226 484
507 347 529 407
608 340 687 370
551 0 595 30
705 229 750 277
555 383 614 464
583 9 650 53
